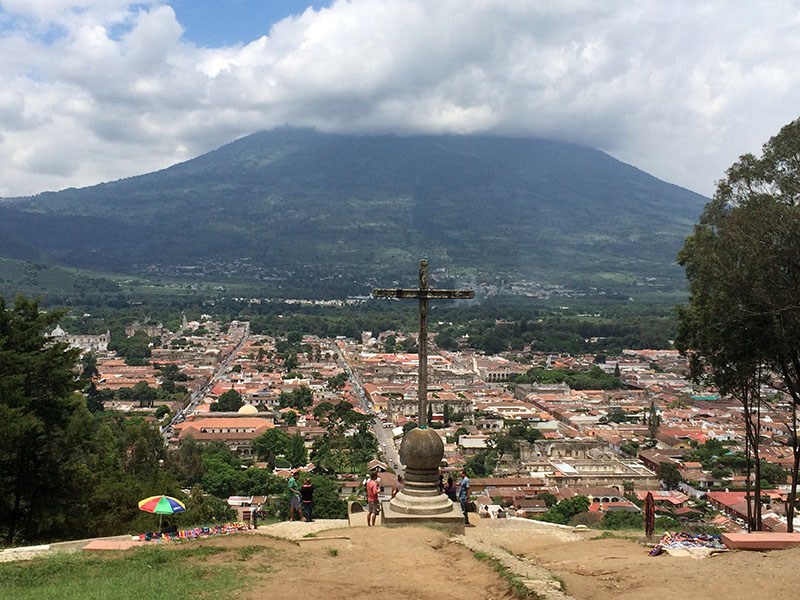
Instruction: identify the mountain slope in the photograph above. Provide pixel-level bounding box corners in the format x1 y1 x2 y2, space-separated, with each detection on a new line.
0 129 706 290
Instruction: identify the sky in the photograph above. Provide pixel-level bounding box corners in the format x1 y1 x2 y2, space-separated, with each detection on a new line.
1 1 799 198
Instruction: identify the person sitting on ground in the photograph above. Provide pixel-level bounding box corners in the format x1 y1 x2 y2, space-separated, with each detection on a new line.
391 475 404 499
160 520 178 535
444 476 458 501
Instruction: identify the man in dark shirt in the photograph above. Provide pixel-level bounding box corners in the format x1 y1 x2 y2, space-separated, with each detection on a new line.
300 477 314 522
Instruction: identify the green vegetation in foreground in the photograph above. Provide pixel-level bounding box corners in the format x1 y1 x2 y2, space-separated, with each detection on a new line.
472 550 533 599
0 545 243 600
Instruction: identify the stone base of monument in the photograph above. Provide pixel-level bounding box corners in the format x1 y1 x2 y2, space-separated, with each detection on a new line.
381 499 465 535
379 426 466 535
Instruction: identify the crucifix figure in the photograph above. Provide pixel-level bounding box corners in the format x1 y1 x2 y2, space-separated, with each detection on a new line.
372 259 474 426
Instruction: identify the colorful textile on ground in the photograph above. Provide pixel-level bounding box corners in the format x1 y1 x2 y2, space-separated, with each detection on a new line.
649 532 726 556
139 522 250 542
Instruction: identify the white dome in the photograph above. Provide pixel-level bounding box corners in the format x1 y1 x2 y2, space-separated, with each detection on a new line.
238 404 258 415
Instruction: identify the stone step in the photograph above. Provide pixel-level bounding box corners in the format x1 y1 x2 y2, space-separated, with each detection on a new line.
721 532 800 550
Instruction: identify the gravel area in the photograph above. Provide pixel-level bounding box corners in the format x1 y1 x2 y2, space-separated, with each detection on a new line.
0 544 52 563
256 519 350 540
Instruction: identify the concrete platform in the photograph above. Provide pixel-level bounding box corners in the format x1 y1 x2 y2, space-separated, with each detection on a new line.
381 500 465 535
82 539 146 552
721 532 800 550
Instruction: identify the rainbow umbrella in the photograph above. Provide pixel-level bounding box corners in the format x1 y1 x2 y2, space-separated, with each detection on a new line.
138 495 186 529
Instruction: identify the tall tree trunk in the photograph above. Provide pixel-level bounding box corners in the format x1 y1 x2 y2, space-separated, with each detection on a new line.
744 421 753 531
788 403 799 533
6 448 27 546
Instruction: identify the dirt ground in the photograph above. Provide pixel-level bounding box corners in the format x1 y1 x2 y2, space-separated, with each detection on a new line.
181 519 800 600
198 526 510 600
471 520 800 600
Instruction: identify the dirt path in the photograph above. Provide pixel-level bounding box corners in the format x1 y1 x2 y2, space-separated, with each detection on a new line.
462 518 800 600
203 523 511 600
39 516 797 600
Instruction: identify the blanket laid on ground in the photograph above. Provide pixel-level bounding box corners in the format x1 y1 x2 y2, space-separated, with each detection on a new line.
139 522 250 542
649 532 727 558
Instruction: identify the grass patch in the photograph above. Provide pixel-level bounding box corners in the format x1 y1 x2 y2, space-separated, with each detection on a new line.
252 564 277 574
236 545 268 561
0 545 242 600
327 548 338 557
500 545 525 559
302 532 317 538
593 531 621 540
473 550 533 599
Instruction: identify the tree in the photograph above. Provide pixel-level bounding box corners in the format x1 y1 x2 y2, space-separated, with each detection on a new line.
647 401 660 447
607 407 626 424
326 372 348 390
279 386 313 410
286 434 308 468
252 429 290 470
601 510 644 530
659 462 683 490
80 352 99 381
212 389 244 412
676 118 800 531
537 495 590 525
536 492 557 508
284 410 298 427
130 381 158 409
168 435 205 488
465 450 497 477
313 401 336 422
0 295 89 545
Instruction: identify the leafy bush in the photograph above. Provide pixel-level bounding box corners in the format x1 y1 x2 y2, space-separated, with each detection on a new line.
600 510 643 530
536 495 590 525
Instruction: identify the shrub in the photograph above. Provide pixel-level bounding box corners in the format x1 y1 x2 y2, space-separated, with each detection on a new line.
600 510 643 530
569 511 603 527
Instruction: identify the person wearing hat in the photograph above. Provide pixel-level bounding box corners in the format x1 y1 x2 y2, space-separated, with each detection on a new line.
288 470 302 522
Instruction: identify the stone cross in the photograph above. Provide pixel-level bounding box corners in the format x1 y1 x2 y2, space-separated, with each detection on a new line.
372 259 474 426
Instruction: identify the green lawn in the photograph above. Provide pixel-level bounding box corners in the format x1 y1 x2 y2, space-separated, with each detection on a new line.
0 546 244 600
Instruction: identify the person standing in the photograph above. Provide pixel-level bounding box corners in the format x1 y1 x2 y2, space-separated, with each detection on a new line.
457 469 471 525
301 477 315 522
366 471 381 526
288 470 302 522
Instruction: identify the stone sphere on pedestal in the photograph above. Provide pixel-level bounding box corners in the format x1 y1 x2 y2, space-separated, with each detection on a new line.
390 426 453 515
399 426 444 468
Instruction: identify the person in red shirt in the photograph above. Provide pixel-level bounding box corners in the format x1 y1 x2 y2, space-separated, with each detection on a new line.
366 471 380 526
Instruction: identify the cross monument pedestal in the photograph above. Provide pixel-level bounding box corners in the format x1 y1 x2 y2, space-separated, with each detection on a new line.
372 260 473 533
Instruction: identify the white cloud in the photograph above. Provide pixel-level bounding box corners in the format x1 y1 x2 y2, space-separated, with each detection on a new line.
1 0 799 197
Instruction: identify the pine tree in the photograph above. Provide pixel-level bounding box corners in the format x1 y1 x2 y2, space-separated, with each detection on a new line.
0 295 89 544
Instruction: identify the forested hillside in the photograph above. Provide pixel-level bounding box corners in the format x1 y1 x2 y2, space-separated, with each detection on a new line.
0 129 705 293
